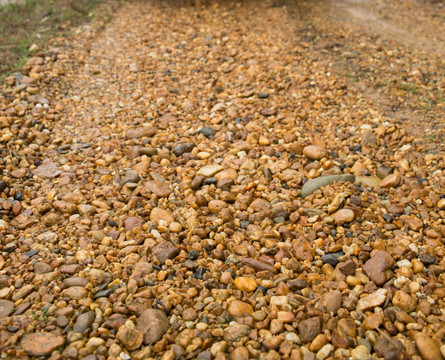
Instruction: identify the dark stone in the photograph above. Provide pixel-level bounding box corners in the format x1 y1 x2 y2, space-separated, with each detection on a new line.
94 289 114 299
198 127 215 138
24 250 39 257
321 251 345 267
172 143 195 157
258 93 269 99
298 317 322 343
419 253 436 265
73 311 96 333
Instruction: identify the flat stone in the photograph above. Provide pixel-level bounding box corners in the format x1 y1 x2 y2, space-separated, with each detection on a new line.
125 128 156 139
150 207 174 224
301 174 355 198
21 333 65 357
197 165 224 177
140 181 172 198
34 262 53 274
125 217 145 232
357 289 388 311
32 161 62 179
380 173 401 188
172 143 195 156
73 311 96 333
64 286 88 300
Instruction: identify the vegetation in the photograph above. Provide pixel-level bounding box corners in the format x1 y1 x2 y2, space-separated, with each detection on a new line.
0 0 102 79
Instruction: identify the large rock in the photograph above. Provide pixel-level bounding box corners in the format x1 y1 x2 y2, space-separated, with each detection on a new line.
140 181 172 198
363 250 394 286
136 308 170 345
21 333 65 357
32 161 61 179
301 174 355 198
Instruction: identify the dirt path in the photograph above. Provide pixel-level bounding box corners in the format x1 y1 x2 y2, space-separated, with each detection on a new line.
0 0 444 359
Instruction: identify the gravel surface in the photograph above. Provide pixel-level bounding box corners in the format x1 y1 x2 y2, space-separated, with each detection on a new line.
0 0 444 359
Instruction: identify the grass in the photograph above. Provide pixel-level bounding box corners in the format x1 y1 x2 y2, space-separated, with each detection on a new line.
0 0 103 80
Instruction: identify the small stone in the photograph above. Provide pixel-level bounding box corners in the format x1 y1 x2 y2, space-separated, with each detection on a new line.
125 217 145 232
351 345 371 360
323 290 342 313
172 143 195 156
125 128 155 139
21 333 65 357
197 165 224 177
392 290 417 313
361 130 378 147
333 209 355 225
152 241 180 264
136 308 170 345
34 262 53 274
380 173 401 188
12 284 34 301
321 251 345 267
357 289 388 311
64 286 87 300
303 145 327 160
259 136 270 146
0 300 14 318
317 344 333 360
437 198 445 210
198 127 215 138
363 250 395 286
117 323 144 351
150 207 174 224
224 322 251 341
374 336 404 359
228 300 254 317
338 260 357 276
298 317 322 343
233 277 257 292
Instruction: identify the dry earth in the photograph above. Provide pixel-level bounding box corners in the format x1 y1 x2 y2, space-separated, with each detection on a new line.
0 0 444 359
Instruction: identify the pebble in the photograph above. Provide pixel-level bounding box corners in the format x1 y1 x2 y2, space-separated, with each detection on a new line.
357 289 388 311
233 277 257 292
363 250 395 286
303 145 327 160
379 173 401 188
228 300 254 317
415 333 443 360
333 209 355 225
301 174 355 198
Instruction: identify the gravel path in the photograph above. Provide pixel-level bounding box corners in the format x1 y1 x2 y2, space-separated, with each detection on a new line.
0 0 444 359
